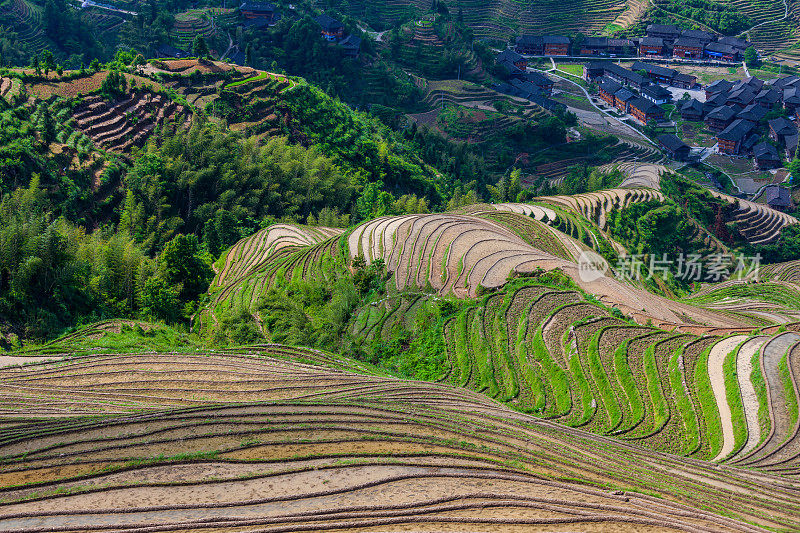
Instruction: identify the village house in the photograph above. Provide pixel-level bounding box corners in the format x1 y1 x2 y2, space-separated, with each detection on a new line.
705 79 733 100
646 24 681 42
673 73 697 89
639 37 665 57
716 119 754 155
157 44 189 59
681 29 715 44
680 98 705 121
240 2 277 22
727 86 756 108
641 84 672 105
658 133 691 160
315 14 344 41
515 35 544 55
614 88 636 113
753 142 781 170
580 37 608 56
704 42 740 62
763 185 793 211
737 104 767 123
631 61 675 84
607 39 635 56
524 71 554 95
784 87 800 115
718 35 750 53
597 77 622 106
769 117 798 144
497 49 528 71
705 105 737 131
543 36 571 56
339 34 361 57
629 96 664 124
673 37 704 59
755 88 781 109
786 134 798 159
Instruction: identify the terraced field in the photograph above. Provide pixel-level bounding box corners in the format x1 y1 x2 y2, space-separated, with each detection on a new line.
70 91 191 153
1 348 799 532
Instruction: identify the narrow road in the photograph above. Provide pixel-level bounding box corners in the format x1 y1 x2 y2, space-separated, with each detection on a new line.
742 60 751 78
220 32 235 61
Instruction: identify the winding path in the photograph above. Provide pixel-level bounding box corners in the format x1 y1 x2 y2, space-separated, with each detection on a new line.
533 68 656 145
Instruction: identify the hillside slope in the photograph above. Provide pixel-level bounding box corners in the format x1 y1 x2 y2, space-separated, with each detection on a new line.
1 349 798 532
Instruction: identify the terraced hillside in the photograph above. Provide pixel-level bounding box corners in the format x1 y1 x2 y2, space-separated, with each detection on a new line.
70 92 191 153
1 349 799 532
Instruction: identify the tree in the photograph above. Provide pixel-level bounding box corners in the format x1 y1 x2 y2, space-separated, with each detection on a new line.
789 154 800 186
245 43 252 66
192 35 209 58
744 46 759 68
139 277 182 322
158 233 214 301
40 50 55 78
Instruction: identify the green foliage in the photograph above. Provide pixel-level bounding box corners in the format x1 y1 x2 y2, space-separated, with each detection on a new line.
158 234 213 301
744 47 759 68
0 180 154 340
192 35 209 59
100 71 127 99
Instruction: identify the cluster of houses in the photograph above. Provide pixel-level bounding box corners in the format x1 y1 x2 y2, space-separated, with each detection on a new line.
493 51 566 111
676 75 800 166
583 61 699 124
513 25 750 62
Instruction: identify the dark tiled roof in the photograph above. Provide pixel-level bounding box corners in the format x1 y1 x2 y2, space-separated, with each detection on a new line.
640 37 664 47
524 71 552 86
674 37 704 49
784 87 800 104
315 14 343 31
681 29 714 42
642 84 672 100
681 98 704 113
614 88 636 102
598 77 622 94
717 119 754 141
630 96 662 115
584 36 608 47
769 117 798 136
706 105 736 121
631 61 675 78
497 49 525 64
764 185 791 206
717 36 749 50
705 42 739 55
340 34 361 50
516 35 543 46
706 79 733 93
658 133 689 152
646 24 680 35
737 104 767 122
543 35 571 44
157 44 189 58
753 142 779 160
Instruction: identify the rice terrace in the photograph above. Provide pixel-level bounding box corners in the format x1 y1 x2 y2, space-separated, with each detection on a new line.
6 0 800 528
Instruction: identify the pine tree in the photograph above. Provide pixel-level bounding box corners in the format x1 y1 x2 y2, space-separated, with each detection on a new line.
245 43 252 66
